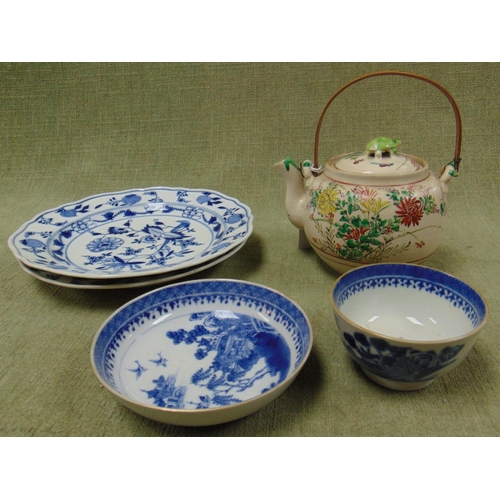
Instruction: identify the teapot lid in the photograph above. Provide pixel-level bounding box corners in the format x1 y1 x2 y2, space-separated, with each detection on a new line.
330 137 425 175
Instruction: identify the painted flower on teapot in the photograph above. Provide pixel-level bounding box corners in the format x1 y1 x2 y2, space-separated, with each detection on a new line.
275 138 458 274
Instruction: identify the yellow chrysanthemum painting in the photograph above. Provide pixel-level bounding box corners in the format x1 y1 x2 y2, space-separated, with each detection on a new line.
316 187 339 216
360 197 390 215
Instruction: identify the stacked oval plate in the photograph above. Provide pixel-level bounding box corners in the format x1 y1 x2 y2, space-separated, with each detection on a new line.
8 187 253 289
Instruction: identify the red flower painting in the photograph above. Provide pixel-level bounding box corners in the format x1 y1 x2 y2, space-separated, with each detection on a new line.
395 197 424 227
343 226 370 241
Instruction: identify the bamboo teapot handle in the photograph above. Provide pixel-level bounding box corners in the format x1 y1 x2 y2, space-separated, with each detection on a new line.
313 70 462 175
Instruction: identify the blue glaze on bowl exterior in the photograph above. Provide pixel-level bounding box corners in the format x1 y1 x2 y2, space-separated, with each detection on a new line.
342 332 464 384
331 264 488 391
92 279 312 425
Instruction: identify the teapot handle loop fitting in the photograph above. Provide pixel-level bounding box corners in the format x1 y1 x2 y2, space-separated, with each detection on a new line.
313 71 463 177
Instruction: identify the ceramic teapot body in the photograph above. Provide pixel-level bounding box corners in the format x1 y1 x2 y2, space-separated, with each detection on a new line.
275 71 462 274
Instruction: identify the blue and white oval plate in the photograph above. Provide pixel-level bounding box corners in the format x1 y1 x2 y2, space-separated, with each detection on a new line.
8 187 253 279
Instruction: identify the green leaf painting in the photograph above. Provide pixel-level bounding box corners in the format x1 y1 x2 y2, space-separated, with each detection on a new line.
307 183 445 263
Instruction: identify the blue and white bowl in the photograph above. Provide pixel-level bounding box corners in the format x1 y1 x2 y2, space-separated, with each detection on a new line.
331 264 488 391
91 279 313 426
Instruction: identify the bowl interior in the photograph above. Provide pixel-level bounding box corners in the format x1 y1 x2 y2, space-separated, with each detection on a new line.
92 280 312 411
333 264 487 342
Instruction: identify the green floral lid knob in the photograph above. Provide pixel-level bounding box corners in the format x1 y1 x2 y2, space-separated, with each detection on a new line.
365 137 400 158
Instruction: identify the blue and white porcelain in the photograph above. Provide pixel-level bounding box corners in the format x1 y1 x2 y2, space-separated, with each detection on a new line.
8 187 253 279
91 279 313 426
331 263 488 391
18 242 245 289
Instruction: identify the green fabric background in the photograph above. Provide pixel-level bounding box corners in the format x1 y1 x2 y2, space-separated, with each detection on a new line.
1 62 499 436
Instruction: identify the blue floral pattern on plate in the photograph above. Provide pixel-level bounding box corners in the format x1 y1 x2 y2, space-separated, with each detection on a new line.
9 187 253 279
91 280 312 411
17 242 245 289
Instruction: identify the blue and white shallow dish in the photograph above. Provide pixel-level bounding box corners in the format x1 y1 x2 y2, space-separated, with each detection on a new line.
8 187 253 279
91 279 313 426
331 264 488 391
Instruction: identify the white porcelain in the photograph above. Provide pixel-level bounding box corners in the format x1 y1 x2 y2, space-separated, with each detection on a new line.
8 187 253 279
18 242 245 289
91 279 313 426
275 71 462 274
331 264 488 391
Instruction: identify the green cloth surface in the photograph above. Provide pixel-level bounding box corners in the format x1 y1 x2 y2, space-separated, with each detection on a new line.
1 62 499 436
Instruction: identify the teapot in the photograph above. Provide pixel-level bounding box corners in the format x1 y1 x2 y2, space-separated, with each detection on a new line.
275 71 462 274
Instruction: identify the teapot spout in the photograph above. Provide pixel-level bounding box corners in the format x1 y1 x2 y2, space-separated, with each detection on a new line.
274 157 307 231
